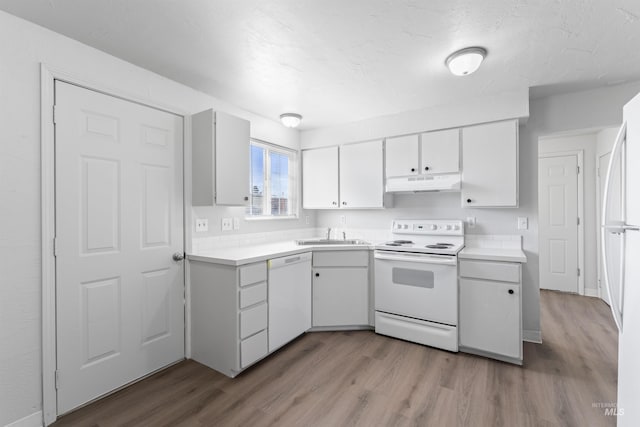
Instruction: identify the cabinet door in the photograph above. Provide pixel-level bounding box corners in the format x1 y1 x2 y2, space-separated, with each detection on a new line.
385 134 419 178
313 268 369 327
420 128 459 174
459 278 520 359
340 140 383 208
302 147 339 209
461 120 518 207
215 111 250 206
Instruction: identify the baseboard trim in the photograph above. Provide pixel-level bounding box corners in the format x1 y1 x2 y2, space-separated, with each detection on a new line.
5 411 43 427
584 288 600 298
523 330 542 344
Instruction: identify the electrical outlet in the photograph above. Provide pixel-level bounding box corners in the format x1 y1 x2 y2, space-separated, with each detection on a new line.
305 215 310 225
233 217 240 230
518 217 528 230
466 217 476 228
195 218 208 232
339 215 346 225
221 218 232 231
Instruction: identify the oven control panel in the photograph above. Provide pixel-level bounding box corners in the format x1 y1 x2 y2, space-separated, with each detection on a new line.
392 219 464 235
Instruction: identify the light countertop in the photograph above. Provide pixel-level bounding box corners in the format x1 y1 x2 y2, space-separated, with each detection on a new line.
188 241 374 266
459 247 527 263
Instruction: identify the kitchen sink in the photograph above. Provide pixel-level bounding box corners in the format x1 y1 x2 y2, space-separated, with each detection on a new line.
295 239 370 246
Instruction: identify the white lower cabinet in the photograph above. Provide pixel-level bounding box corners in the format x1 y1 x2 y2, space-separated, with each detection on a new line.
312 251 370 327
459 259 522 364
190 260 269 377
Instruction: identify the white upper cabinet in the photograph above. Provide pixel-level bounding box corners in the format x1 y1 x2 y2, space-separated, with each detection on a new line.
461 119 518 208
420 128 460 174
340 140 384 208
385 134 419 177
192 109 250 206
302 146 339 209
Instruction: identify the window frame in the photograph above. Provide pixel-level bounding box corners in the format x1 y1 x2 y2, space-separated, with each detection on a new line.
246 139 299 220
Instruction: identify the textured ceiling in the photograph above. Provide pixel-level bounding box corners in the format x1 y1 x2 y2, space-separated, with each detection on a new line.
1 0 640 129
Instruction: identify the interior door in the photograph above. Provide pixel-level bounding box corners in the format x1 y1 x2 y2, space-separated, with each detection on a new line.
55 81 185 414
538 155 579 293
598 152 612 305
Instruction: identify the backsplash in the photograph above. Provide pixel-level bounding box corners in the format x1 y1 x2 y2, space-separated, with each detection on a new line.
465 234 523 249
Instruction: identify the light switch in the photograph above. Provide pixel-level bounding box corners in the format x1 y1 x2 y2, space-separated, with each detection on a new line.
518 217 528 230
195 218 208 232
221 218 232 231
466 217 476 228
233 218 240 230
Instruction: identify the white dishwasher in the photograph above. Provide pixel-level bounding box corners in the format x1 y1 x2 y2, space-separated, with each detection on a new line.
268 252 312 352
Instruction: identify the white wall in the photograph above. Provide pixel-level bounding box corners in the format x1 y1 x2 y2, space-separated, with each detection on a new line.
302 80 640 343
538 132 598 294
0 10 310 426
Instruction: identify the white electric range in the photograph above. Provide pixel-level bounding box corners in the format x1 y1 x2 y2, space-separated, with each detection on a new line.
374 219 464 352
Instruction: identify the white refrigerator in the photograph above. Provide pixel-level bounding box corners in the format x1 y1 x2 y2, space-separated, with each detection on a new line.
602 91 640 426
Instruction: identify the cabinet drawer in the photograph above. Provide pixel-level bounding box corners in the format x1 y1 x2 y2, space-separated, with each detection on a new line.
313 250 369 267
459 259 520 283
239 262 267 287
240 282 267 309
239 302 267 339
240 329 268 368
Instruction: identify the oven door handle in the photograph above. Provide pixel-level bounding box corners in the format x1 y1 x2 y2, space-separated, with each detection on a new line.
374 252 457 265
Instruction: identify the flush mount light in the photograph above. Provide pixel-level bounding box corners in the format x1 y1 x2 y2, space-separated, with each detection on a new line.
445 47 487 76
280 113 303 128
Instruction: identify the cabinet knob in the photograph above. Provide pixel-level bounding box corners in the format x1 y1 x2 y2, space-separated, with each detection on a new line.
424 166 430 171
332 201 337 206
466 198 472 204
508 289 514 295
342 201 347 205
410 168 416 172
244 196 249 201
315 272 320 277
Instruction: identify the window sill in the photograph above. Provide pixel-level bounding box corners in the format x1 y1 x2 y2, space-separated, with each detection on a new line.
244 215 299 221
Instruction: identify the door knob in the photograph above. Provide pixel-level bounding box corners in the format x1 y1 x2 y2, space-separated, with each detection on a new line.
508 289 514 295
172 252 185 261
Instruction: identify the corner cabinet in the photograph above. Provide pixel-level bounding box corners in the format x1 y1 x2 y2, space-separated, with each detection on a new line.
461 119 518 207
459 259 522 364
192 109 250 206
302 140 384 209
312 251 370 327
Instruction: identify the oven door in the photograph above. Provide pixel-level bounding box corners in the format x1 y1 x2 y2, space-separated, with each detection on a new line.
374 250 457 325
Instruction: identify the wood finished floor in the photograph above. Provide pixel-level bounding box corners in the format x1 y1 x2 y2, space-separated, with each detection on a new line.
54 290 618 427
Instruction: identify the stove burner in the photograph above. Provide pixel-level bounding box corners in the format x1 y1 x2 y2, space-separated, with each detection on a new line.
436 243 454 247
383 240 414 246
426 244 452 249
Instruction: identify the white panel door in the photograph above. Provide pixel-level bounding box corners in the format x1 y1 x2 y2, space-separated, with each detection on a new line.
598 152 612 305
340 140 383 208
385 134 419 178
302 147 339 208
420 128 460 174
55 81 184 414
538 155 579 293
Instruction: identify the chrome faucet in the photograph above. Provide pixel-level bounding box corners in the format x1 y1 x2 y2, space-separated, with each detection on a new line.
342 231 346 240
326 227 332 240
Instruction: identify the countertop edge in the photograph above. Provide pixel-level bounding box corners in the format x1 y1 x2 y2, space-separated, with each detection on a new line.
458 249 527 264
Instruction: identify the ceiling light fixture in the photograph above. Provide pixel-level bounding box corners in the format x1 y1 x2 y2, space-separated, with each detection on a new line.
280 113 303 128
445 47 487 76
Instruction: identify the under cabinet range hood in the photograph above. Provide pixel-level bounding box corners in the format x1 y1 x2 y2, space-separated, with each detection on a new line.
385 173 461 193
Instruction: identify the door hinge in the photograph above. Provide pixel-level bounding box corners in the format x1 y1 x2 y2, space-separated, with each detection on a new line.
52 105 57 124
53 237 58 257
55 370 60 390
577 166 580 174
577 268 581 277
577 217 580 226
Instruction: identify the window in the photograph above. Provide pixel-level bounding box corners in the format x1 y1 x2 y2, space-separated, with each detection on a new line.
247 140 297 218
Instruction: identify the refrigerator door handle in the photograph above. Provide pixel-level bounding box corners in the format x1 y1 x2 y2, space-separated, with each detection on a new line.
601 121 627 331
